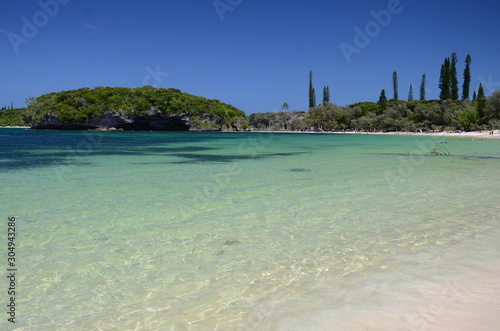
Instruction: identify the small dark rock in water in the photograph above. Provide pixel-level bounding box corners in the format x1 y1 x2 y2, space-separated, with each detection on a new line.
94 237 108 241
216 250 225 255
289 168 311 172
223 240 241 246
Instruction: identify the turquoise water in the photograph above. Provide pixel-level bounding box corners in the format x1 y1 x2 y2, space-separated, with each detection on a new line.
1 129 499 330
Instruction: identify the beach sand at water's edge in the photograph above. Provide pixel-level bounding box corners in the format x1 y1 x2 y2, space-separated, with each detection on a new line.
3 126 500 139
271 129 500 139
305 264 500 331
373 129 500 139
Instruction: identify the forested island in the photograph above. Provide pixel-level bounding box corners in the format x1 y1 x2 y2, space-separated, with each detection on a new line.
1 53 499 132
1 86 247 131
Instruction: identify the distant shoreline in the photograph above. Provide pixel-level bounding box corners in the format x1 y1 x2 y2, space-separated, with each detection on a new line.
256 129 500 139
2 126 499 139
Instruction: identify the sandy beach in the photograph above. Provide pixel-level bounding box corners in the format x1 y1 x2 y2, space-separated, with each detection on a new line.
377 130 500 139
318 129 500 139
313 264 500 331
3 126 500 139
250 129 500 140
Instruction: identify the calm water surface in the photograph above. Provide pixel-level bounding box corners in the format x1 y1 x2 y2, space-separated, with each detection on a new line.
1 129 499 330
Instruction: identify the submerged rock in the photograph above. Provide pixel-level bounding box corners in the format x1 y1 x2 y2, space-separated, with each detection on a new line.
289 168 311 172
223 240 241 246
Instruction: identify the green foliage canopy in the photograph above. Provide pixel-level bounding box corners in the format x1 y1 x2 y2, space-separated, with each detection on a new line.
25 86 245 128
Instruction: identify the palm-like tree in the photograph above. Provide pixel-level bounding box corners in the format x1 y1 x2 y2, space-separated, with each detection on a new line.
281 102 289 130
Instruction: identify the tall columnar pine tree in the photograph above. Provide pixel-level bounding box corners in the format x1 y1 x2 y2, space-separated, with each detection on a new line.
472 91 477 102
477 83 485 102
439 57 451 100
462 54 472 100
477 83 486 122
420 74 426 101
408 84 413 101
309 71 316 109
322 86 330 105
378 89 388 110
450 53 459 100
392 71 399 100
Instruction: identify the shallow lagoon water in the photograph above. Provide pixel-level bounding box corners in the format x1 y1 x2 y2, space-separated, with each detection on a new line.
1 129 499 330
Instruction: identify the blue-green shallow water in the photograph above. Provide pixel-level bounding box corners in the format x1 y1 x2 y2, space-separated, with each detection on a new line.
1 129 499 330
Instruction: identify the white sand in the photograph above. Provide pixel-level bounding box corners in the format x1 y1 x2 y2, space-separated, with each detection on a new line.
255 130 500 140
312 265 500 331
384 130 500 140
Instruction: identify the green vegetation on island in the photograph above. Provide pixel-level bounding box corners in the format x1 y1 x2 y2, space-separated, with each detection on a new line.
248 95 500 132
1 52 499 132
249 53 498 132
0 107 27 126
3 86 246 131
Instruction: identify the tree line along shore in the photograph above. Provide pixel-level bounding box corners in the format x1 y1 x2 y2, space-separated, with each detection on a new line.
2 91 499 132
1 53 499 132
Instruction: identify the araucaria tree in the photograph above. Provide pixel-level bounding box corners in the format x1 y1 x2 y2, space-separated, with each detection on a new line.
392 71 399 100
309 71 316 109
450 53 459 100
477 83 486 122
408 84 413 101
462 54 472 100
323 86 330 105
439 57 451 100
323 86 330 106
378 89 388 110
420 74 426 101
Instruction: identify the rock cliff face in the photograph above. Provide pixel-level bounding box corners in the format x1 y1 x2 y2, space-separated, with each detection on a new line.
31 110 220 131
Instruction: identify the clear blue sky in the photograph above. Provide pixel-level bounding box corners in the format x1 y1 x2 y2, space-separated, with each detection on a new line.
2 0 500 114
